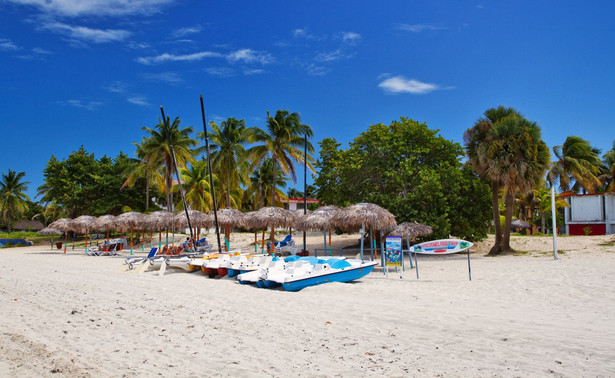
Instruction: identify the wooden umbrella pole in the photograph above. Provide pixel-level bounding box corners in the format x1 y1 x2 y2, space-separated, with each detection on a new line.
261 228 265 254
254 231 258 253
329 228 332 256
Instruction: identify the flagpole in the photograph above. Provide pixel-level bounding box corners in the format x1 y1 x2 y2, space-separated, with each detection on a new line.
200 96 223 254
303 134 307 252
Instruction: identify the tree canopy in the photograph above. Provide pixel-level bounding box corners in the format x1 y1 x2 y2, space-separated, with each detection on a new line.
37 146 156 217
314 117 492 241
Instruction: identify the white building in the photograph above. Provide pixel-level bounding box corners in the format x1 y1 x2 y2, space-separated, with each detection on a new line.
562 193 615 235
282 198 319 211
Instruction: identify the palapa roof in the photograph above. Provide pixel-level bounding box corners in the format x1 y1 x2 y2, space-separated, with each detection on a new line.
249 206 296 229
115 212 144 231
39 227 61 235
143 211 173 230
294 206 339 231
385 221 433 239
92 214 116 232
214 208 245 228
173 209 213 228
48 218 72 232
332 202 396 232
71 215 97 233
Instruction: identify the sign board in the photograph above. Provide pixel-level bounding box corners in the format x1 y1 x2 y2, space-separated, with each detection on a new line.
385 236 402 266
410 239 473 255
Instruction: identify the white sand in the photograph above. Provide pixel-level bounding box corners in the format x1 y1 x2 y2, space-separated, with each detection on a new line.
1 233 614 377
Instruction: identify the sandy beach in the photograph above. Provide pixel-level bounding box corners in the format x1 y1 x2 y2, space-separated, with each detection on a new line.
1 232 614 377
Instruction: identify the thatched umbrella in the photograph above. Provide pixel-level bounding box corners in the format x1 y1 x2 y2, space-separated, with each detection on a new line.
173 210 213 250
40 227 61 249
72 215 97 252
242 211 260 253
332 203 396 261
251 207 296 253
145 211 173 249
92 214 116 242
296 206 339 255
213 208 245 251
115 212 144 255
49 218 72 254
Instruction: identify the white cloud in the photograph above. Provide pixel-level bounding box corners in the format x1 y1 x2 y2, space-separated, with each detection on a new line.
341 32 361 44
136 51 223 65
172 25 203 38
243 68 265 76
141 72 183 84
306 64 330 76
5 0 174 17
205 67 236 78
127 95 150 106
0 38 20 51
315 49 354 63
226 49 273 65
104 81 128 93
43 22 131 43
378 75 440 94
395 23 446 32
31 47 51 54
62 99 103 110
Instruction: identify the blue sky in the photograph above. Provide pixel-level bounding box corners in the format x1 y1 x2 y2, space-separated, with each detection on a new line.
1 0 614 200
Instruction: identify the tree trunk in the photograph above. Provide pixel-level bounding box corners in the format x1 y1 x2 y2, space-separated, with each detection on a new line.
541 214 546 234
226 174 231 209
488 182 504 255
145 175 150 211
271 157 277 208
501 189 515 253
166 156 173 212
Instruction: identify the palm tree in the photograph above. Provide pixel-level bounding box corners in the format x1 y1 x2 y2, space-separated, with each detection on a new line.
176 161 214 213
207 118 255 209
0 170 31 233
122 137 164 211
248 110 315 208
479 115 550 253
515 190 539 233
246 158 288 209
547 136 602 194
534 185 569 234
139 116 201 212
464 106 521 254
599 140 615 192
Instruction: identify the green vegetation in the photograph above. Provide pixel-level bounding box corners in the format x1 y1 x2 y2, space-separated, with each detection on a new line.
0 169 31 232
37 147 156 217
314 117 491 242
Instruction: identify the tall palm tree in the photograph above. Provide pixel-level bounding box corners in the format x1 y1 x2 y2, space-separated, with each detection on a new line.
139 116 201 212
246 158 288 209
207 118 255 209
547 136 602 193
176 161 214 213
0 169 31 233
464 106 521 254
479 115 550 253
248 110 315 208
122 137 164 211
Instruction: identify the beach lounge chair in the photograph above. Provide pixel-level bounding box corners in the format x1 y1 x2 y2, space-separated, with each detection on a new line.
267 235 294 252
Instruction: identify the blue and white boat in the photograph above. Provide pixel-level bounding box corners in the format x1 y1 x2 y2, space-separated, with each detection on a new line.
281 259 377 291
